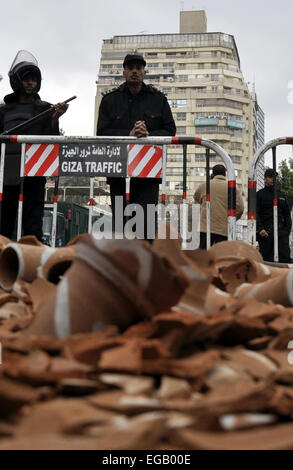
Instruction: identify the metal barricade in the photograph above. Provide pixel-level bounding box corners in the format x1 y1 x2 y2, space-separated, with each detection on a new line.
248 137 293 263
0 135 237 248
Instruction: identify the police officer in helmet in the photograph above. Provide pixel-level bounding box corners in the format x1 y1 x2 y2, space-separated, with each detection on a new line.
0 50 68 240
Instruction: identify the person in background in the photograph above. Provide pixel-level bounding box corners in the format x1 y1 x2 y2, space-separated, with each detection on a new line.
256 168 292 262
194 164 244 248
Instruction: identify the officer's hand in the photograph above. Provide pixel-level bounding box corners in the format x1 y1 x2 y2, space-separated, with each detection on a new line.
259 229 269 237
129 121 149 138
52 102 69 120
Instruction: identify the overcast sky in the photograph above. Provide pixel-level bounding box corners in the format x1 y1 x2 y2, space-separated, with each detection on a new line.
0 0 292 165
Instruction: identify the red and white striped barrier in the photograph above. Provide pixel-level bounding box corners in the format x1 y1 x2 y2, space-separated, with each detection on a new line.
0 135 236 246
25 144 59 177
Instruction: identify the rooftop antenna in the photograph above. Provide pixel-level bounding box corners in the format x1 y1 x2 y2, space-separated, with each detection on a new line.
180 1 184 11
138 30 148 34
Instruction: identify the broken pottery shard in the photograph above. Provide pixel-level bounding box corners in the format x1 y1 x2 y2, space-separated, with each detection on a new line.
219 413 277 431
217 259 271 294
204 285 235 313
0 377 40 416
40 245 76 284
18 235 44 246
99 373 155 395
0 243 50 290
170 422 293 450
156 376 192 400
222 348 277 379
234 270 293 306
23 235 189 338
205 361 254 390
17 398 118 436
209 240 264 266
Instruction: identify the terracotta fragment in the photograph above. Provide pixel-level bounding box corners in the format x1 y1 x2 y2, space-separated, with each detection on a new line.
217 258 271 293
209 240 264 265
234 270 293 306
0 243 52 290
99 373 155 395
0 377 40 416
219 413 277 431
24 236 189 338
169 422 293 450
156 376 192 400
222 348 277 379
40 245 76 283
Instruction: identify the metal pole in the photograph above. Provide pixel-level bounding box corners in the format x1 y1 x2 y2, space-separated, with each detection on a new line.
161 144 167 221
182 144 188 250
17 144 26 240
125 176 131 236
88 178 94 233
247 180 257 247
0 144 6 233
51 177 59 247
205 148 211 249
227 179 237 241
272 146 279 262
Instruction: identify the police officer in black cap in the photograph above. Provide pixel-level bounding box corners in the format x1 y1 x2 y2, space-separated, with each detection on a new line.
0 50 68 241
97 53 176 241
256 168 292 262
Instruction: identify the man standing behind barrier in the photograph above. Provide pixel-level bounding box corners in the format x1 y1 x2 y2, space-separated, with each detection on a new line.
194 164 244 248
256 168 291 262
0 50 68 241
97 53 176 241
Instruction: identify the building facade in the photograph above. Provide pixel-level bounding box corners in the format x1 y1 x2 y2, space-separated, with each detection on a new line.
95 11 263 210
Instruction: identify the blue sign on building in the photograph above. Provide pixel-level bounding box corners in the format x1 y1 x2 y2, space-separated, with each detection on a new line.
195 118 219 126
227 119 246 129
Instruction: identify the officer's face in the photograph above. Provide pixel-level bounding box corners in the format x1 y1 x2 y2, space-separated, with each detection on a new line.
123 62 146 85
265 176 274 187
22 74 38 95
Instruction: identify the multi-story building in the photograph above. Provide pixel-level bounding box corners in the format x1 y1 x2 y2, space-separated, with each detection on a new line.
94 10 263 210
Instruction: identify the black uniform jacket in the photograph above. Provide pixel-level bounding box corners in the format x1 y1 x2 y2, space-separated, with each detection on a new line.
0 93 59 185
256 185 292 236
97 82 176 137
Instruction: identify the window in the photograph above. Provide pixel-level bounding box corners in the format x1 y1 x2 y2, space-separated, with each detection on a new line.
177 112 186 121
175 182 184 190
198 63 205 68
195 87 206 94
148 63 159 68
178 75 188 82
178 63 186 69
177 126 186 134
163 62 174 68
194 167 205 176
177 87 187 94
211 86 218 93
162 87 172 94
211 63 218 69
177 99 187 108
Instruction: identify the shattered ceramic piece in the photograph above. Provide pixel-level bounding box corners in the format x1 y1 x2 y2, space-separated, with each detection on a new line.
234 270 293 307
0 243 52 290
219 413 277 431
23 236 189 338
40 246 76 284
209 240 264 265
